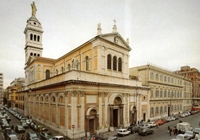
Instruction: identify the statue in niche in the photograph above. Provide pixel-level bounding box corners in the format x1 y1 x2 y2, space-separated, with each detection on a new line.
139 72 142 81
72 58 79 69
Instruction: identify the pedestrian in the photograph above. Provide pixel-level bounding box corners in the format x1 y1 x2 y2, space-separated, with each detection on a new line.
21 134 25 140
169 128 172 136
11 124 14 130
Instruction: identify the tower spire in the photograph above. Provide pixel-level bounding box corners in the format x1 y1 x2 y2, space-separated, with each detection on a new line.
112 19 117 33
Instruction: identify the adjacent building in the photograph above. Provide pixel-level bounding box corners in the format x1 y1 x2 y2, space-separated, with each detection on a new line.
6 78 25 111
0 73 3 107
175 66 200 105
16 3 150 139
130 64 193 120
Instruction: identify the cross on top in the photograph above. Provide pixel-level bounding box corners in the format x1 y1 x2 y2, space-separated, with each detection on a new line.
113 19 116 25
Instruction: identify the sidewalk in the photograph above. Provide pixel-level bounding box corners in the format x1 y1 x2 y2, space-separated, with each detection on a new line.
74 130 118 140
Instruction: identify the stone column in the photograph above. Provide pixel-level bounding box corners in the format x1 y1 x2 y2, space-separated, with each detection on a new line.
104 93 108 128
80 91 85 132
98 92 102 130
86 115 90 136
120 105 124 126
96 114 99 130
110 106 113 127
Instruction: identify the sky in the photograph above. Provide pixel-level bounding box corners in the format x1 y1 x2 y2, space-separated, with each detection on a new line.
0 0 200 89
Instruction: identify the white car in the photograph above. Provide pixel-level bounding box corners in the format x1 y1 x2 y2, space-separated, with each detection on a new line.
171 134 190 140
139 123 150 128
148 122 157 128
184 130 194 139
49 136 65 140
117 129 131 136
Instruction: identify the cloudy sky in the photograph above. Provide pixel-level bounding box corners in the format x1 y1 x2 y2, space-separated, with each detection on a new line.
0 0 200 88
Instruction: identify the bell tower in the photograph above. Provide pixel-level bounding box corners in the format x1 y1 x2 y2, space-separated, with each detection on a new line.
24 2 43 66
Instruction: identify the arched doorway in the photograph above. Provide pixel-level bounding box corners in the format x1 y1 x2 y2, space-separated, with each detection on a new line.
110 96 123 128
86 108 99 134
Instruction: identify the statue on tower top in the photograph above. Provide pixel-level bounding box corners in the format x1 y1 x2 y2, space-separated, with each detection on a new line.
31 2 37 16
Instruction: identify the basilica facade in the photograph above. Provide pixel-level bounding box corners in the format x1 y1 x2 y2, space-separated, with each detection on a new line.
17 3 150 139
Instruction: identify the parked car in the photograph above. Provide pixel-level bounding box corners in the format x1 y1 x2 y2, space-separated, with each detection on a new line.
26 131 39 140
106 136 120 140
49 136 65 140
40 132 54 140
155 120 164 125
15 125 25 133
117 129 131 136
179 113 186 118
148 122 157 128
21 122 29 129
37 125 48 132
7 134 19 140
161 118 169 123
1 121 10 129
139 123 150 128
184 130 195 139
138 127 154 136
3 128 16 140
127 125 139 133
193 128 200 135
171 134 190 140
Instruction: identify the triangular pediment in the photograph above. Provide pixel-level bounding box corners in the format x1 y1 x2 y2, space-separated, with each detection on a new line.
26 56 36 65
98 33 131 51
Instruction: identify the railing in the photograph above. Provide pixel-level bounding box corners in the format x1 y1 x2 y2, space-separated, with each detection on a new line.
28 70 138 90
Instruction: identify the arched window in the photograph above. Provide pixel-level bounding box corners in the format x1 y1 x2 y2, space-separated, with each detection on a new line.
30 34 33 40
118 57 122 72
107 54 111 69
51 96 56 102
86 56 89 71
46 70 50 79
30 52 33 56
45 97 49 102
37 36 40 42
34 35 36 41
37 54 40 57
56 69 58 75
59 96 64 103
113 56 117 70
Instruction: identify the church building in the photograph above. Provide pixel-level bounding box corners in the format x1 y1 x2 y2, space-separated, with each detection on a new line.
19 2 150 139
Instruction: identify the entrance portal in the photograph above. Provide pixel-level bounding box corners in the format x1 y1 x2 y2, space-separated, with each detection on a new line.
89 119 94 133
113 109 118 127
143 113 146 122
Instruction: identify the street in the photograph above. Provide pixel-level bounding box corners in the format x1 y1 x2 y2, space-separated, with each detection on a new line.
1 110 199 140
117 113 200 140
0 109 65 140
